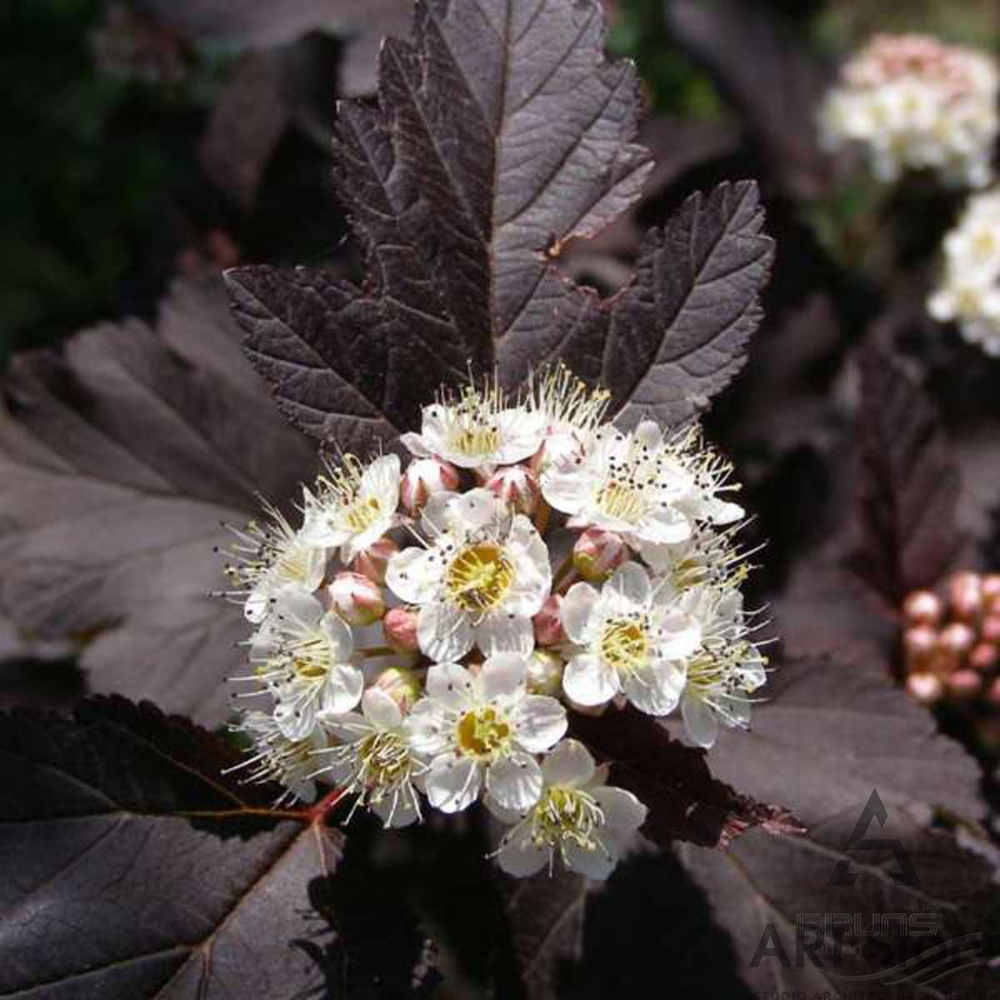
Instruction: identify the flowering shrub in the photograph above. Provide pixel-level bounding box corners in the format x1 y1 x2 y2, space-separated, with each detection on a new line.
224 372 765 877
819 33 999 187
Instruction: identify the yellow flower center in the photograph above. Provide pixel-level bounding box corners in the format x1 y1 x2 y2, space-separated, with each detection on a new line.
456 706 511 758
531 786 604 850
451 422 501 458
446 542 514 615
595 480 645 522
358 731 411 787
599 616 649 675
343 495 382 533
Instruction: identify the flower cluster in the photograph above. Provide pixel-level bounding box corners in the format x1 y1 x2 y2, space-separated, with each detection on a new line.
222 368 766 879
902 572 1000 748
818 33 999 188
928 188 1000 357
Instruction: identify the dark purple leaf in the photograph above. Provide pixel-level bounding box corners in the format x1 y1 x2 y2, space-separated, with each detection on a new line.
663 0 833 199
498 180 775 429
0 280 315 725
228 0 666 438
0 697 438 999
569 706 801 850
851 348 962 605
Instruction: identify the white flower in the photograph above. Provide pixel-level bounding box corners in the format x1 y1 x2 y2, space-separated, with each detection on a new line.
222 501 327 624
317 688 427 828
229 709 328 803
819 33 999 189
495 739 646 880
674 585 768 748
407 655 568 814
528 365 611 475
560 563 702 715
385 489 551 661
401 380 545 470
245 587 363 737
641 523 750 593
300 453 401 562
928 187 1000 357
542 421 742 550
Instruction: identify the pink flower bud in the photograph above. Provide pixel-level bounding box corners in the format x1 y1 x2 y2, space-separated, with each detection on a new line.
969 642 999 672
486 464 539 515
946 668 982 700
400 458 460 514
383 607 420 652
327 571 385 626
938 622 976 658
902 589 942 626
350 536 399 586
982 573 1000 607
573 528 628 583
373 666 422 712
906 671 942 705
526 649 564 696
980 614 1000 645
533 595 566 646
530 431 585 476
903 625 938 668
948 571 983 622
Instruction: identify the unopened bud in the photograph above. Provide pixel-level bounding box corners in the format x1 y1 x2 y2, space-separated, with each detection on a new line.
906 671 943 705
903 625 938 668
573 528 628 583
327 571 385 626
948 571 983 622
383 606 420 652
373 666 422 712
533 595 566 646
982 573 1000 608
903 589 942 626
938 622 976 659
527 649 564 696
969 642 999 672
980 614 1000 645
946 668 983 700
486 464 539 515
350 536 398 586
531 431 585 476
400 458 460 514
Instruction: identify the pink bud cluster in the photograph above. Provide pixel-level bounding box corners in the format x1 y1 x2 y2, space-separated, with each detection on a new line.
902 572 1000 743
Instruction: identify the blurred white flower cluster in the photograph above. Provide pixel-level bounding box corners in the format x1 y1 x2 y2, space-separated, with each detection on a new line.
928 188 1000 356
221 369 766 879
818 33 999 188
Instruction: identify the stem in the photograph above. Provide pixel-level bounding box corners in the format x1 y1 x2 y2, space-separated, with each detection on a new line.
533 498 551 536
357 645 398 658
308 787 347 824
551 551 575 589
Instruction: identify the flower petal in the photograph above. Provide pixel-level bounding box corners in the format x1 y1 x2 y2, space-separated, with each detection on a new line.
607 562 652 605
560 582 599 644
386 546 439 604
320 663 365 714
563 839 616 880
361 687 402 729
563 653 618 707
682 694 720 748
418 601 475 661
591 786 648 835
654 610 702 660
511 695 567 753
476 613 534 656
404 698 449 755
372 789 421 828
479 653 529 702
541 738 595 787
425 661 476 709
319 611 354 660
497 827 550 877
425 755 482 812
485 752 543 812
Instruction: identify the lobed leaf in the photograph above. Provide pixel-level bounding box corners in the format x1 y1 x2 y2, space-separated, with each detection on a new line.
0 697 437 999
850 348 962 605
0 280 314 724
